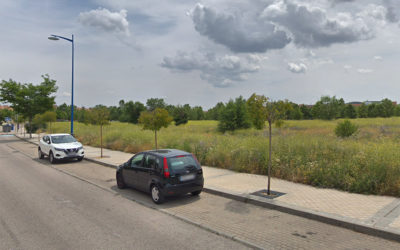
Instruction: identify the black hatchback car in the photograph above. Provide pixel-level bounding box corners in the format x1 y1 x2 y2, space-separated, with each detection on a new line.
116 149 204 204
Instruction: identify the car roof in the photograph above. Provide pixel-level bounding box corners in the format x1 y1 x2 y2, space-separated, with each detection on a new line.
47 133 71 136
143 149 192 158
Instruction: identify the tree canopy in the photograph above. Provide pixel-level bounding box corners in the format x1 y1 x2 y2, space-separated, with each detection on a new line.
0 75 58 137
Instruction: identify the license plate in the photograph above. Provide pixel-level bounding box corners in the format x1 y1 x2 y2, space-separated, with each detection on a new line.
180 174 195 182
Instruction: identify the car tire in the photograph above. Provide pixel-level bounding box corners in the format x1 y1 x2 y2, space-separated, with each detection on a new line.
77 157 83 162
116 172 126 189
38 148 44 159
151 185 165 204
49 151 56 164
191 190 202 196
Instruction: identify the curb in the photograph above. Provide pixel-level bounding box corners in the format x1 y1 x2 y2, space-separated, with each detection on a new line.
13 134 400 243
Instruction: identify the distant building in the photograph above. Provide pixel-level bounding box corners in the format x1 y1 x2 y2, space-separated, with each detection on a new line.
347 102 363 107
0 105 12 110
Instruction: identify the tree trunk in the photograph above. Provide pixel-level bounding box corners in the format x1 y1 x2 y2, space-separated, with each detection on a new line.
29 119 32 139
100 124 103 158
155 130 158 150
267 120 272 195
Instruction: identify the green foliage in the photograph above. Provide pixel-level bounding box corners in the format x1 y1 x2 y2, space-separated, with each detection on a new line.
0 109 13 123
0 75 57 137
218 96 251 133
205 102 225 120
357 104 368 118
41 111 57 133
146 98 166 111
380 98 395 117
51 118 400 197
335 119 358 138
287 103 303 120
139 108 173 131
311 96 345 120
172 105 189 126
87 106 110 126
87 106 110 157
343 104 357 118
247 94 289 129
139 108 173 149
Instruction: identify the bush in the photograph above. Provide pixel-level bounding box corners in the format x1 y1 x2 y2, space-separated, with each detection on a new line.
335 120 358 138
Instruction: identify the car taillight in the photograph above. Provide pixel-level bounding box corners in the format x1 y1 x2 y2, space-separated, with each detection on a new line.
163 157 170 178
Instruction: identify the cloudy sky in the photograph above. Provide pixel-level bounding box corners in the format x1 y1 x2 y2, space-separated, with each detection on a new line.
1 0 400 109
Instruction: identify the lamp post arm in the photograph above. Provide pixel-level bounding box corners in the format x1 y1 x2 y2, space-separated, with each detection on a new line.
50 34 73 43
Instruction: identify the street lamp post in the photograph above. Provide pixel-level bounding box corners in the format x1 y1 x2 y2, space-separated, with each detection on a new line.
48 34 75 135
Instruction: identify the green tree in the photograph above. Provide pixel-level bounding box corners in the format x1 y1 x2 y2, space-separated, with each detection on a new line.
286 103 303 120
146 98 166 111
300 105 313 119
394 105 400 116
335 119 358 138
247 93 289 195
138 108 173 149
312 96 342 120
0 75 58 138
205 102 225 120
87 106 110 158
218 96 251 133
41 111 57 133
343 104 357 118
55 103 69 120
172 105 189 126
379 99 394 117
357 104 368 118
0 109 13 123
367 103 379 118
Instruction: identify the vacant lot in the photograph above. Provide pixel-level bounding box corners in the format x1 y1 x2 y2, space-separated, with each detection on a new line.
52 118 400 197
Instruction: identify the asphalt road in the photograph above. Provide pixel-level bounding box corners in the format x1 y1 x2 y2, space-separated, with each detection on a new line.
0 135 249 250
1 135 400 249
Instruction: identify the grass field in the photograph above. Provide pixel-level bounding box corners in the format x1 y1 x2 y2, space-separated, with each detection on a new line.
52 118 400 197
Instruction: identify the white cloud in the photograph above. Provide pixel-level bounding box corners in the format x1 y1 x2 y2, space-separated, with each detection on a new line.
79 8 130 36
357 68 373 74
344 64 352 70
189 1 384 52
287 62 307 74
262 1 376 48
62 92 71 97
161 51 262 87
374 56 383 60
189 3 291 53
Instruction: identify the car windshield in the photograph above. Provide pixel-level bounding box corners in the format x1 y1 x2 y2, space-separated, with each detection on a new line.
168 155 199 172
51 135 77 144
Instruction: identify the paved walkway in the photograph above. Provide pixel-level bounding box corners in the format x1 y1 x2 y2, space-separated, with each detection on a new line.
10 131 400 242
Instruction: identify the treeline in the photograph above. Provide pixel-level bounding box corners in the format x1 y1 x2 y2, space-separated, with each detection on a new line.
54 96 400 125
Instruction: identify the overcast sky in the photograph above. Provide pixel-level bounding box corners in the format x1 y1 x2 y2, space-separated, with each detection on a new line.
1 0 400 109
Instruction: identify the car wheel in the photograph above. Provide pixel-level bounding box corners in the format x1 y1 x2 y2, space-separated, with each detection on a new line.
38 148 44 159
116 172 126 189
151 185 165 204
49 152 56 164
191 190 202 196
77 157 83 162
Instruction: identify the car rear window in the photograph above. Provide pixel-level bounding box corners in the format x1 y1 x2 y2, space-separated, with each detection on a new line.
167 155 200 171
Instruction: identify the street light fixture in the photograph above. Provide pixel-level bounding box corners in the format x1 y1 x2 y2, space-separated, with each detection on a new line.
48 34 75 135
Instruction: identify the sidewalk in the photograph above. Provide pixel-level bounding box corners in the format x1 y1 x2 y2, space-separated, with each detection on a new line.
14 132 400 242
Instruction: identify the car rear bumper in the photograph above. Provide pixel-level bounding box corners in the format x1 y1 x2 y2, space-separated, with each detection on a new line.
162 179 204 196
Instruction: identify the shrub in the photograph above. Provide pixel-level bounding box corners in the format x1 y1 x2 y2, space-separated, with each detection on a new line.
335 119 358 138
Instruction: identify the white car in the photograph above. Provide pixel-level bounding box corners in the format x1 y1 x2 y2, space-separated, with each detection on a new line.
38 133 84 164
